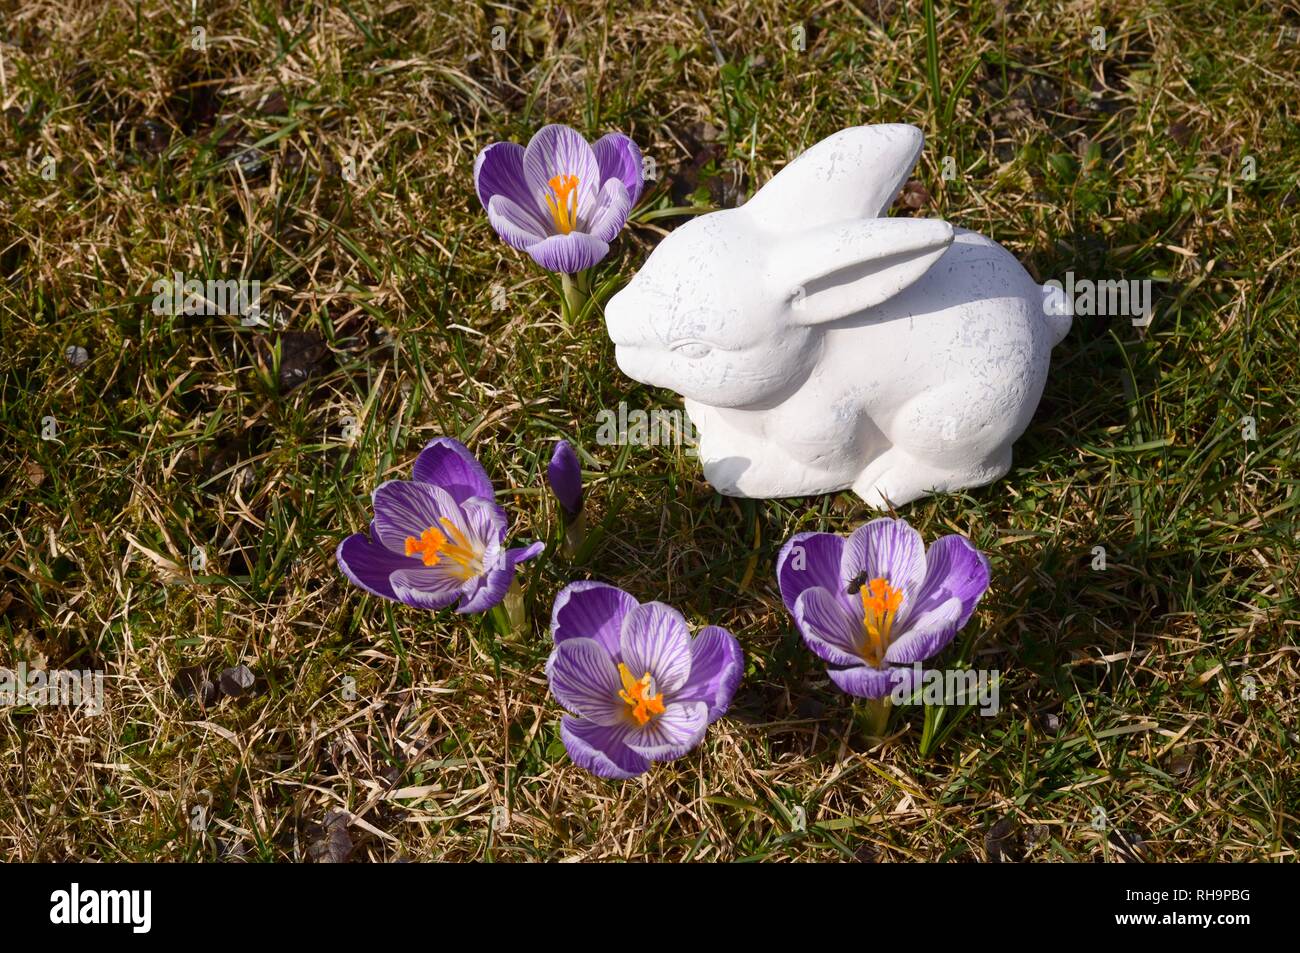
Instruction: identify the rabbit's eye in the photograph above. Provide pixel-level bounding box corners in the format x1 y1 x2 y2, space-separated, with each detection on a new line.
670 340 712 359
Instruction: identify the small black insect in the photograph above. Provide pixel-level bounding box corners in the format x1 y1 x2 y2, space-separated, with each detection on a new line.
845 571 870 595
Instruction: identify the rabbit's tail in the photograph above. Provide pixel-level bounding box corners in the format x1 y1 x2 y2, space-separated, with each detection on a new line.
1040 283 1073 346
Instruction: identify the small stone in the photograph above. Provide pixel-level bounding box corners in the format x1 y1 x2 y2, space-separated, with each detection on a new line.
309 810 353 863
984 815 1024 862
1167 122 1193 147
218 664 255 697
175 665 220 706
794 696 825 719
897 179 931 210
853 843 879 862
256 91 288 116
1167 750 1195 777
1108 827 1151 862
65 345 89 366
136 118 170 156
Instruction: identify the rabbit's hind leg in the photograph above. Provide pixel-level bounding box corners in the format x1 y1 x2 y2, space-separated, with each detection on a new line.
851 381 1017 508
852 445 1011 509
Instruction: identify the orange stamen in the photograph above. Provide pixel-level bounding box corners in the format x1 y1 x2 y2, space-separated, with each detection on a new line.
543 174 580 234
617 662 666 726
404 517 483 580
858 577 903 667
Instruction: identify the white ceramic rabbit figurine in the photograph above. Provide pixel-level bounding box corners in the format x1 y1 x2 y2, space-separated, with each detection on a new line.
604 123 1072 508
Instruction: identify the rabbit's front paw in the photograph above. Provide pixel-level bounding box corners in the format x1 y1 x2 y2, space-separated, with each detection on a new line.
701 456 756 496
701 449 846 498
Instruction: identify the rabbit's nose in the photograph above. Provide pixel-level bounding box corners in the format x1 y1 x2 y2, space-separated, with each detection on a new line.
604 286 646 346
606 284 670 347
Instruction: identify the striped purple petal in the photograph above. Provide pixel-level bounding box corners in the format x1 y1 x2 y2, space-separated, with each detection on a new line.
474 141 546 227
459 497 507 555
545 637 626 726
456 565 511 614
453 525 510 613
371 480 462 551
623 699 708 760
828 664 899 699
523 124 601 220
584 178 632 243
619 601 693 697
506 541 545 565
777 531 845 614
911 534 991 629
454 539 541 615
840 517 928 612
335 524 407 601
550 581 637 657
412 437 496 503
793 587 867 667
675 626 743 721
526 232 609 273
591 132 644 206
889 662 927 699
560 716 649 779
389 563 468 610
487 193 548 251
884 597 963 664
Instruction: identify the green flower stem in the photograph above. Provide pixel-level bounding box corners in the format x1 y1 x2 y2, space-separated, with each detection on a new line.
919 698 943 755
857 696 893 741
502 578 527 636
488 604 510 639
560 272 588 322
561 509 587 560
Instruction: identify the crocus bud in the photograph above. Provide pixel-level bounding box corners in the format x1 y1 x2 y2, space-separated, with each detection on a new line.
547 439 584 522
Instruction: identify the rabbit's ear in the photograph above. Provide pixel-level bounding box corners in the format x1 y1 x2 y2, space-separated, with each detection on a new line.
775 218 954 325
743 125 924 230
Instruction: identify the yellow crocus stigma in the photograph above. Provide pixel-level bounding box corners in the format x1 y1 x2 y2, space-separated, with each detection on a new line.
543 174 580 234
617 662 666 726
859 577 903 667
404 517 482 580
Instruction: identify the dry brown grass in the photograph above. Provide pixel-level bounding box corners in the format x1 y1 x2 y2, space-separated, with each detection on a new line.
0 0 1297 861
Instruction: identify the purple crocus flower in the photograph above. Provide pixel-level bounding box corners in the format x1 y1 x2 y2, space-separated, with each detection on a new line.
336 438 544 613
474 124 643 273
546 439 583 521
776 517 990 699
545 582 743 779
